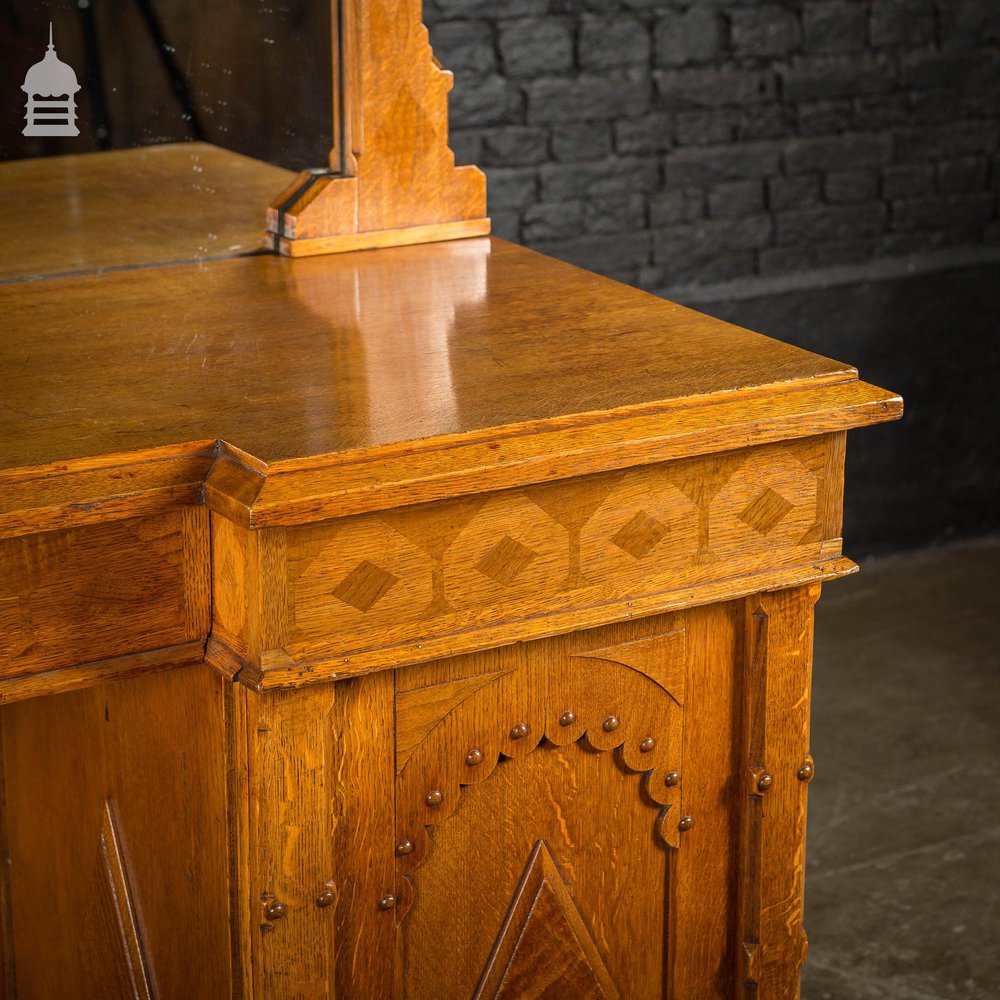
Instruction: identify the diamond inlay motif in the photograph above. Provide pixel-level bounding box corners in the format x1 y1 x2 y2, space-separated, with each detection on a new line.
611 511 668 560
476 535 538 587
333 560 399 612
739 487 795 536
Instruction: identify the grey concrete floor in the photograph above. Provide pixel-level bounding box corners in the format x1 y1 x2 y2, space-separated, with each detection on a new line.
802 537 1000 1000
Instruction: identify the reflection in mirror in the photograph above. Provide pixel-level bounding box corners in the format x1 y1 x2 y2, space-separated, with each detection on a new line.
0 0 331 167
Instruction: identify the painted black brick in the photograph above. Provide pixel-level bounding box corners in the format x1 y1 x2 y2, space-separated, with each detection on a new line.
768 174 822 210
654 10 721 68
653 215 774 264
891 193 996 232
552 124 613 163
540 157 661 201
825 169 880 204
648 188 704 228
709 180 766 219
614 114 673 155
528 77 651 124
578 15 651 70
430 21 496 76
656 69 776 108
731 7 800 60
870 0 936 49
424 2 999 288
881 164 935 200
776 202 888 243
481 127 549 167
894 123 1000 162
784 133 891 174
498 19 573 78
803 3 867 56
664 143 782 186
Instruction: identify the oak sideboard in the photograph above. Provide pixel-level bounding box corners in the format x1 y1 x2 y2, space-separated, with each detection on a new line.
0 144 901 999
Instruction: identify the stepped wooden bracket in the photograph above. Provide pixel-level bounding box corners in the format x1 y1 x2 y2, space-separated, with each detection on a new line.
266 0 489 257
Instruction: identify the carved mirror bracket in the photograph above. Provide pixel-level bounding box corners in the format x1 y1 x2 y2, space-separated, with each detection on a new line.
265 0 489 257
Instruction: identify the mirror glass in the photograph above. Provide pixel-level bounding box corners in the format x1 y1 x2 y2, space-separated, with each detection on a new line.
1 0 331 168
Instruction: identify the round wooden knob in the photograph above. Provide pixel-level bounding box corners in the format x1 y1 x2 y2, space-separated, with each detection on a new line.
798 761 815 782
510 722 529 740
677 816 694 833
316 890 335 909
664 771 680 787
757 772 773 792
425 790 443 807
602 715 620 732
395 839 414 856
559 711 576 727
639 737 656 753
378 894 397 911
264 901 286 921
465 748 484 766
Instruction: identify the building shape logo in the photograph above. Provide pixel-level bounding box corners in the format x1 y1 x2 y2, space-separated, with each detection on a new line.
22 23 80 137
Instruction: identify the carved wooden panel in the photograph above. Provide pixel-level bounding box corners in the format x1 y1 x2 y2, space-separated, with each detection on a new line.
0 662 231 997
97 800 154 1000
400 741 672 999
277 435 842 678
391 612 688 998
0 508 209 690
475 841 619 1000
268 0 488 254
394 614 688 888
394 597 784 999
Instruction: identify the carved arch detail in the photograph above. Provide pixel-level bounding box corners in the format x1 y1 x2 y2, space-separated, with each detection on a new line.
393 617 688 918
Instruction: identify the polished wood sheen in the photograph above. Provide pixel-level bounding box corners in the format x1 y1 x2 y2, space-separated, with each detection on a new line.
266 0 488 255
0 144 292 282
0 139 901 998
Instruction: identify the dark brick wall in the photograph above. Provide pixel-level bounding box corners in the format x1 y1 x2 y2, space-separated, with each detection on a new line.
426 0 1000 289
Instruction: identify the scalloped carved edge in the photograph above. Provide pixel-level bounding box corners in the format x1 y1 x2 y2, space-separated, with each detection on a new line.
395 731 680 924
393 624 689 922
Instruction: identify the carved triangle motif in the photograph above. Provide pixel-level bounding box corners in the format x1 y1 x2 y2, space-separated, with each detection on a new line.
573 628 687 706
98 800 153 1000
396 667 514 773
475 841 619 1000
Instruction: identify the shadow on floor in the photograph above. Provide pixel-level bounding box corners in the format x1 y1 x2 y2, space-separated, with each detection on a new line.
802 537 1000 999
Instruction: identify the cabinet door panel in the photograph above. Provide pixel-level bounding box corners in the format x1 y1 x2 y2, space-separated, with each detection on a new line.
394 605 742 999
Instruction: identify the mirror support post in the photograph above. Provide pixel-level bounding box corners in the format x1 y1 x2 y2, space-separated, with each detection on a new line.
265 0 489 258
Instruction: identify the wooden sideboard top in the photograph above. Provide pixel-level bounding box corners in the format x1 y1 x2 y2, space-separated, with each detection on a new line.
0 146 901 536
0 143 292 282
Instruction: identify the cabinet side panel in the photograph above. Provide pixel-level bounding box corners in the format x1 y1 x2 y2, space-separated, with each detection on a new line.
0 663 231 999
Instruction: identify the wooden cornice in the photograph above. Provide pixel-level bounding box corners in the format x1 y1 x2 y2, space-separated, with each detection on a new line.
0 376 901 540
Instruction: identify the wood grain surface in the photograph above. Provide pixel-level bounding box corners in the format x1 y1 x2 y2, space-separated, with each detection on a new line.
0 508 209 698
0 233 900 535
0 144 292 283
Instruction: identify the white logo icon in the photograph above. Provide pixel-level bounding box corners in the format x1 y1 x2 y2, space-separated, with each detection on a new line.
22 23 80 137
